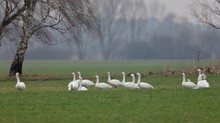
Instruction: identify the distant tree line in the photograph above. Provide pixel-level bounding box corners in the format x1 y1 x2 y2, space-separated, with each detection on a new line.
15 14 218 60
1 0 220 75
8 0 218 60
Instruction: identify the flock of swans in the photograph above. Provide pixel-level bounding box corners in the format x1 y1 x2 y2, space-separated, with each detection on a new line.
67 71 154 91
15 69 210 91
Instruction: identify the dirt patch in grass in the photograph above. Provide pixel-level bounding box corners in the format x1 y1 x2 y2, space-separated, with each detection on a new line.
126 65 220 77
2 74 65 81
2 65 220 81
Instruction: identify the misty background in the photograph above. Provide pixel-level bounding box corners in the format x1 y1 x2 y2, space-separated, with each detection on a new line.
0 0 219 60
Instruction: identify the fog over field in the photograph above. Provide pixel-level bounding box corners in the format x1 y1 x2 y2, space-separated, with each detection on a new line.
0 0 219 60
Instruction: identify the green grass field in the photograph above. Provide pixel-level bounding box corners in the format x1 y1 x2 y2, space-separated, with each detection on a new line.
0 60 220 123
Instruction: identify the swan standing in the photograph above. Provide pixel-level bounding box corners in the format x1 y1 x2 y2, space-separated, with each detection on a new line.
77 72 94 87
95 75 112 89
67 72 79 91
136 73 154 89
121 72 139 89
15 73 26 91
107 72 122 88
78 76 88 91
181 73 198 89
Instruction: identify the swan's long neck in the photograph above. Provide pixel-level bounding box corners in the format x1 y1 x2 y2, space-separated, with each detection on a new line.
122 74 125 83
96 76 99 84
182 75 186 84
137 74 141 84
78 72 81 78
198 74 202 81
108 73 111 82
16 75 20 83
72 73 76 81
197 69 201 81
198 74 206 81
132 75 135 83
198 70 201 75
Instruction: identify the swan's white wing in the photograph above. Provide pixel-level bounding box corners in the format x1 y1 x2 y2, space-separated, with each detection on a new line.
108 79 122 86
82 80 94 86
68 82 73 91
16 82 26 90
78 86 88 91
139 82 154 89
197 80 210 88
183 82 198 89
96 83 112 89
122 82 139 89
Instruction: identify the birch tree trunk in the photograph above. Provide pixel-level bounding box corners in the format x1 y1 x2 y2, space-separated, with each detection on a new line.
9 0 35 76
0 28 2 46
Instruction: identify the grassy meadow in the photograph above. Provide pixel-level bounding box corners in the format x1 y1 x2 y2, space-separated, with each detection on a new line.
0 60 220 123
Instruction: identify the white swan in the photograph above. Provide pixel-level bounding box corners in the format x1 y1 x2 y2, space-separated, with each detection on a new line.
67 72 79 91
78 76 88 91
136 73 154 89
107 72 122 88
197 69 207 81
121 72 139 89
95 75 112 89
77 72 94 87
15 72 26 91
181 73 198 89
197 73 210 88
130 74 138 85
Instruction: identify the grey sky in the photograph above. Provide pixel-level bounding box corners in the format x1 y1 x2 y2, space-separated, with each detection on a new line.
161 0 191 14
146 0 192 19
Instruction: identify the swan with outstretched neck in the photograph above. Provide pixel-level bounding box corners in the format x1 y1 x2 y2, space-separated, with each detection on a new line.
67 72 79 91
95 75 112 89
121 72 139 89
136 73 154 89
15 72 26 91
77 72 94 87
107 72 122 88
181 73 198 89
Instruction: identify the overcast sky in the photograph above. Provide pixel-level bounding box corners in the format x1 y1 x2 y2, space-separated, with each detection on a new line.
161 0 192 15
146 0 193 20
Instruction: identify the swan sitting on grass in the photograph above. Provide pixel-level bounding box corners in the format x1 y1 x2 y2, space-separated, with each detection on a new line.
78 76 88 91
15 72 26 91
107 72 122 88
181 73 198 89
95 75 112 89
67 72 79 91
121 72 139 89
197 69 210 88
136 73 154 89
77 72 94 87
197 73 210 88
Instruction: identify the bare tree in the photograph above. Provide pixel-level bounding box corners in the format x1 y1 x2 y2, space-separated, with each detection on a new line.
0 0 28 46
93 0 124 60
7 0 100 76
55 0 100 60
70 28 89 60
9 0 61 76
122 0 148 43
191 0 220 29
